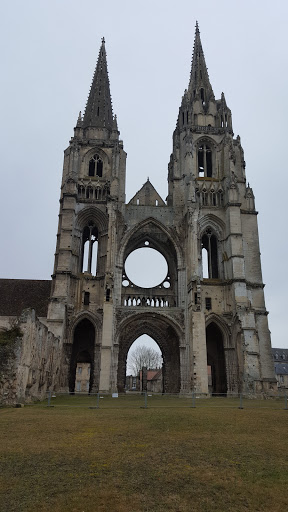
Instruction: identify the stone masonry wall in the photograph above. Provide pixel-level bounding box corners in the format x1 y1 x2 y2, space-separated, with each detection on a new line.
0 309 62 405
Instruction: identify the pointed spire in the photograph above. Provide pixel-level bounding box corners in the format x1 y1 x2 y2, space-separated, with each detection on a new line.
188 22 214 103
83 37 114 130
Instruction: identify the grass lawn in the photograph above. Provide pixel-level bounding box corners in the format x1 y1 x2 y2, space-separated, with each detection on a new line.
0 399 287 512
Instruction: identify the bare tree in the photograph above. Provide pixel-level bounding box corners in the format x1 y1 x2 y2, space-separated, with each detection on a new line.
127 345 162 375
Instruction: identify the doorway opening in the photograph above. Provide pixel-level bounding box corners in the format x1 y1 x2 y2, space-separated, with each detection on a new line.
117 314 181 394
69 319 95 393
206 322 227 395
126 335 163 392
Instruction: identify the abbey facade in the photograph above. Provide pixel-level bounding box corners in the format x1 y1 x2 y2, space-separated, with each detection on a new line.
0 25 276 402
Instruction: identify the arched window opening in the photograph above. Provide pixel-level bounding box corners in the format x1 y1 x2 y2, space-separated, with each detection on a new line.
198 143 213 177
81 223 99 275
89 159 95 177
201 228 219 278
200 88 205 103
88 154 103 177
198 146 204 176
82 240 89 271
206 148 212 177
96 159 103 177
202 246 209 278
126 335 163 393
91 235 98 273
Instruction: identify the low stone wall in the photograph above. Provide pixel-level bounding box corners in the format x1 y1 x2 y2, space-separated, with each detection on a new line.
0 309 62 405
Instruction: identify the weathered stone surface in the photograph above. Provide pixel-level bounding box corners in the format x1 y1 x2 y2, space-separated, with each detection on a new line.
0 310 61 405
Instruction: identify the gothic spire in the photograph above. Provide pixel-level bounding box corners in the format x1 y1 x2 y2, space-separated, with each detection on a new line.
188 22 214 103
83 37 114 130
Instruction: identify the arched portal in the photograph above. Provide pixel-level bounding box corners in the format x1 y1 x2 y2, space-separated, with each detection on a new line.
69 319 95 392
117 314 181 394
206 322 227 394
126 335 163 393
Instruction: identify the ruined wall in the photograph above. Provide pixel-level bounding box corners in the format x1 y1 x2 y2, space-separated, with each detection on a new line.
0 309 62 405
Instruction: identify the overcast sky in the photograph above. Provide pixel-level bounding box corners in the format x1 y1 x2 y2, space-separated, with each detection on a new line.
1 1 287 349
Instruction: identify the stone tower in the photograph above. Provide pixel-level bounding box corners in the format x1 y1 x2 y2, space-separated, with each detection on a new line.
47 27 276 395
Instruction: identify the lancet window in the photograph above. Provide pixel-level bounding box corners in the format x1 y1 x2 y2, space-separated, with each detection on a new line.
198 143 213 177
201 228 219 279
81 222 98 275
88 154 103 177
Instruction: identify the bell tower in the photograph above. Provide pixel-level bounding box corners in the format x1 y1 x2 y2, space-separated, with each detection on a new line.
47 38 126 392
167 22 276 394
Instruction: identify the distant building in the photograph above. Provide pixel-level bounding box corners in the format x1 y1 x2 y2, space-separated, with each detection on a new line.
126 375 139 391
75 362 91 392
140 369 163 394
272 349 288 390
126 368 163 393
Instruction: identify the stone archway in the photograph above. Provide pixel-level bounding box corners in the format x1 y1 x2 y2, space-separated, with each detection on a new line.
69 319 95 392
206 322 227 395
117 313 181 394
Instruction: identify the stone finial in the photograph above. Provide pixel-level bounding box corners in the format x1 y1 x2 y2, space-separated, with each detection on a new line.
76 111 83 127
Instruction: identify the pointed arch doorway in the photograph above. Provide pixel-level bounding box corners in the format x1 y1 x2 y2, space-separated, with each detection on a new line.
117 313 181 394
69 319 95 393
206 322 227 395
126 335 163 393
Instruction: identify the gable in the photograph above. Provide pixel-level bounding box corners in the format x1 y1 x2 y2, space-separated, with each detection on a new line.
128 180 166 206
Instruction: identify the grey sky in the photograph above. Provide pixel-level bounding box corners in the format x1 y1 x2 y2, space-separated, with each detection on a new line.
1 1 287 349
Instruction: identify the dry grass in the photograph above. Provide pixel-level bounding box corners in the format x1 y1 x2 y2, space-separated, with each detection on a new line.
0 400 287 512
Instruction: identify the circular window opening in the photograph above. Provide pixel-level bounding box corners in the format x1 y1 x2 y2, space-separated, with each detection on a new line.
125 248 168 288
